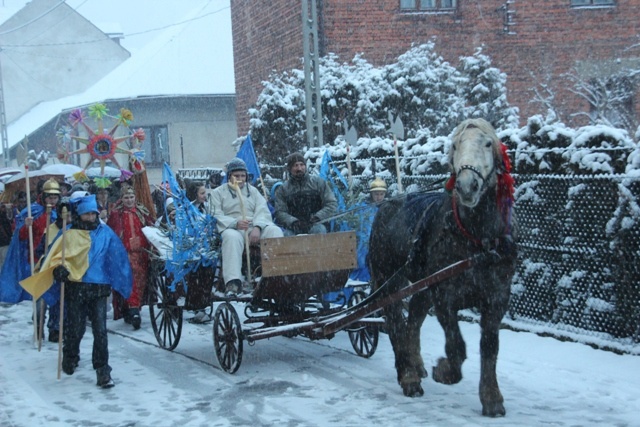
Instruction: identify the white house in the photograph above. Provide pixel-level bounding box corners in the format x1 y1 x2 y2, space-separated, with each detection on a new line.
0 0 237 185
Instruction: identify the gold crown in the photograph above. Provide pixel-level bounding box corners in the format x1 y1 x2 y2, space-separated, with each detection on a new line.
42 178 61 195
369 178 387 193
120 185 135 197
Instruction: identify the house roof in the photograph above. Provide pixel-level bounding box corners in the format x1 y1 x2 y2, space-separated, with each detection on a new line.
2 0 234 150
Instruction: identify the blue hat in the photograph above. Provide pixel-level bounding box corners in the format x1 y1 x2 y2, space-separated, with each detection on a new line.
73 194 100 215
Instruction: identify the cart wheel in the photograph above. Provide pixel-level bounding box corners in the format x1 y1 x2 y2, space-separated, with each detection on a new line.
148 269 183 350
347 290 379 358
213 302 243 373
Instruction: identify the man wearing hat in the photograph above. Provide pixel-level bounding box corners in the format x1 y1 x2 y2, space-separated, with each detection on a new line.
0 178 62 341
21 194 132 388
349 178 388 282
274 152 337 236
211 158 283 295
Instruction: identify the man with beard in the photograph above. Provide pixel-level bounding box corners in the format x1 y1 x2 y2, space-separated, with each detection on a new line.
274 152 337 236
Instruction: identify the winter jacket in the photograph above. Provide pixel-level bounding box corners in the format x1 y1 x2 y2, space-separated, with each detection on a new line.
274 173 337 229
210 182 276 232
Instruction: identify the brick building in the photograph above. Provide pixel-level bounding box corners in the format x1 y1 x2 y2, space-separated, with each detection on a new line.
231 0 640 135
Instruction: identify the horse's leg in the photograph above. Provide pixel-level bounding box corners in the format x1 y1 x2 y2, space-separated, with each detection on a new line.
432 307 466 385
406 292 431 380
478 312 505 417
384 301 426 397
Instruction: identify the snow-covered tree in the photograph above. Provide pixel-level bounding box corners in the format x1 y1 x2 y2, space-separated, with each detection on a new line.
247 43 518 166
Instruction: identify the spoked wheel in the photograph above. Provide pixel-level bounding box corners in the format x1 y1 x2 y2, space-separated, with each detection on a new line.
213 302 243 373
347 290 379 358
148 269 183 350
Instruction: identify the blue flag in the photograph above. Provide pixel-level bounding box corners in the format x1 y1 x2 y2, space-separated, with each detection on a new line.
318 150 349 231
236 134 261 185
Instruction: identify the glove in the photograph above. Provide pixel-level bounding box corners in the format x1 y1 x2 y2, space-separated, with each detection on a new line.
53 265 70 282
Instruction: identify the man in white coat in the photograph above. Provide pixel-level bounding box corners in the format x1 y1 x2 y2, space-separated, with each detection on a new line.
211 158 284 295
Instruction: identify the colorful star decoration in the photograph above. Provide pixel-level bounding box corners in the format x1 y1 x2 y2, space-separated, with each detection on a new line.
57 104 146 182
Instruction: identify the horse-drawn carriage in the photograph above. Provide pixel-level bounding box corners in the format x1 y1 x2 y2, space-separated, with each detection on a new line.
143 228 381 373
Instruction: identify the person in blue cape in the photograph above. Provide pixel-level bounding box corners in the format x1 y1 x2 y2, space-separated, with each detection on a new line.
349 178 388 282
21 194 133 388
0 180 60 303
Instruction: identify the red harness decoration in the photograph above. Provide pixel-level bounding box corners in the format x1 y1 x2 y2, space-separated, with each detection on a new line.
450 142 515 246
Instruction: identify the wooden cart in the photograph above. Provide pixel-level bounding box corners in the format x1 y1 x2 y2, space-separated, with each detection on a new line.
146 230 380 371
212 231 381 373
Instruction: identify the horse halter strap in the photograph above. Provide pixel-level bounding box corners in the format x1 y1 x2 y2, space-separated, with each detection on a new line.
456 163 495 194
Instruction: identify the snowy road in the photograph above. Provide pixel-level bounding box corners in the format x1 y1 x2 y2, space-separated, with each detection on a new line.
1 302 639 426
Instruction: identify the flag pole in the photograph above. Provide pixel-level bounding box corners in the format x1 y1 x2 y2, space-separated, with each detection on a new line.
394 135 403 193
346 146 353 195
56 206 68 380
37 204 52 352
228 177 251 286
23 136 38 347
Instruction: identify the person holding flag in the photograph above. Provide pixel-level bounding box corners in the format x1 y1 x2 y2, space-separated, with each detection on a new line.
211 158 283 295
0 178 62 342
20 194 132 388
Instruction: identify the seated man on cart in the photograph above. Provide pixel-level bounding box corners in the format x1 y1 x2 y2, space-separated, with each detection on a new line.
274 152 337 236
210 158 284 296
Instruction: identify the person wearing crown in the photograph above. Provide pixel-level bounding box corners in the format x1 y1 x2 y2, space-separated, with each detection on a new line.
107 184 154 329
0 178 63 342
349 178 388 283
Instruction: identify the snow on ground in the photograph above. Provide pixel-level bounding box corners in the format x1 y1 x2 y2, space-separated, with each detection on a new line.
1 301 639 427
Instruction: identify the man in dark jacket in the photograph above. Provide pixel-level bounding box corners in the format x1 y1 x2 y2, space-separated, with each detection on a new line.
274 152 337 236
24 195 133 388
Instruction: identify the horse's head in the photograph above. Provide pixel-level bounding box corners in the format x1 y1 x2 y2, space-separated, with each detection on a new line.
448 119 503 208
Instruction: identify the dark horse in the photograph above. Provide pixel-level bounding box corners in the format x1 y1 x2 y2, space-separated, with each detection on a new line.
368 118 517 417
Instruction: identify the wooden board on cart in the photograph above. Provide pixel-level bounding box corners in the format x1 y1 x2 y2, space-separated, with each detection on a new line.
255 231 357 302
260 231 356 278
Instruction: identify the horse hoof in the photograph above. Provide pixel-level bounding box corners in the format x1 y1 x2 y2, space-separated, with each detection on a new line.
432 358 462 385
482 403 506 417
417 364 428 378
402 383 424 397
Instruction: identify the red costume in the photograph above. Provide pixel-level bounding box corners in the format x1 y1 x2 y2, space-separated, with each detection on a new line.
107 200 154 319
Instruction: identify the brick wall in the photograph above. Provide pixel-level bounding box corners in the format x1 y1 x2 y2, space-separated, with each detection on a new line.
232 0 640 135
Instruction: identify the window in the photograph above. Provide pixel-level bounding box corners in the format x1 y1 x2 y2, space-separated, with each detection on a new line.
570 0 615 6
138 125 169 167
400 0 457 11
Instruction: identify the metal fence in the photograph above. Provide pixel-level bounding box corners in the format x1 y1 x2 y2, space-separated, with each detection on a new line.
349 172 640 353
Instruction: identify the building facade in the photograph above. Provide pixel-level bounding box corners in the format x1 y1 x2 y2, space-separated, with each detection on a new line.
231 0 640 135
21 95 237 185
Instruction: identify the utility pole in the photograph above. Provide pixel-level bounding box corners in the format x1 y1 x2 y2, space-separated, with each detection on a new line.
0 49 9 166
302 0 323 147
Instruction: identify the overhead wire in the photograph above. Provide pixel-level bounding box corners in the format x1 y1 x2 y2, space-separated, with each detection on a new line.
0 4 230 49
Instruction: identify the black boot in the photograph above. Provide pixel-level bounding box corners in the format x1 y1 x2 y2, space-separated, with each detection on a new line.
62 356 79 375
129 308 141 330
48 329 59 343
96 366 114 388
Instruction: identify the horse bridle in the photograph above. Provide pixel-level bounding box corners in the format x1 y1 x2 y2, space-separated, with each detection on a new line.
455 163 496 194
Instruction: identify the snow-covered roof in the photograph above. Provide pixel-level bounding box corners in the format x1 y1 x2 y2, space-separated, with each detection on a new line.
3 0 234 149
